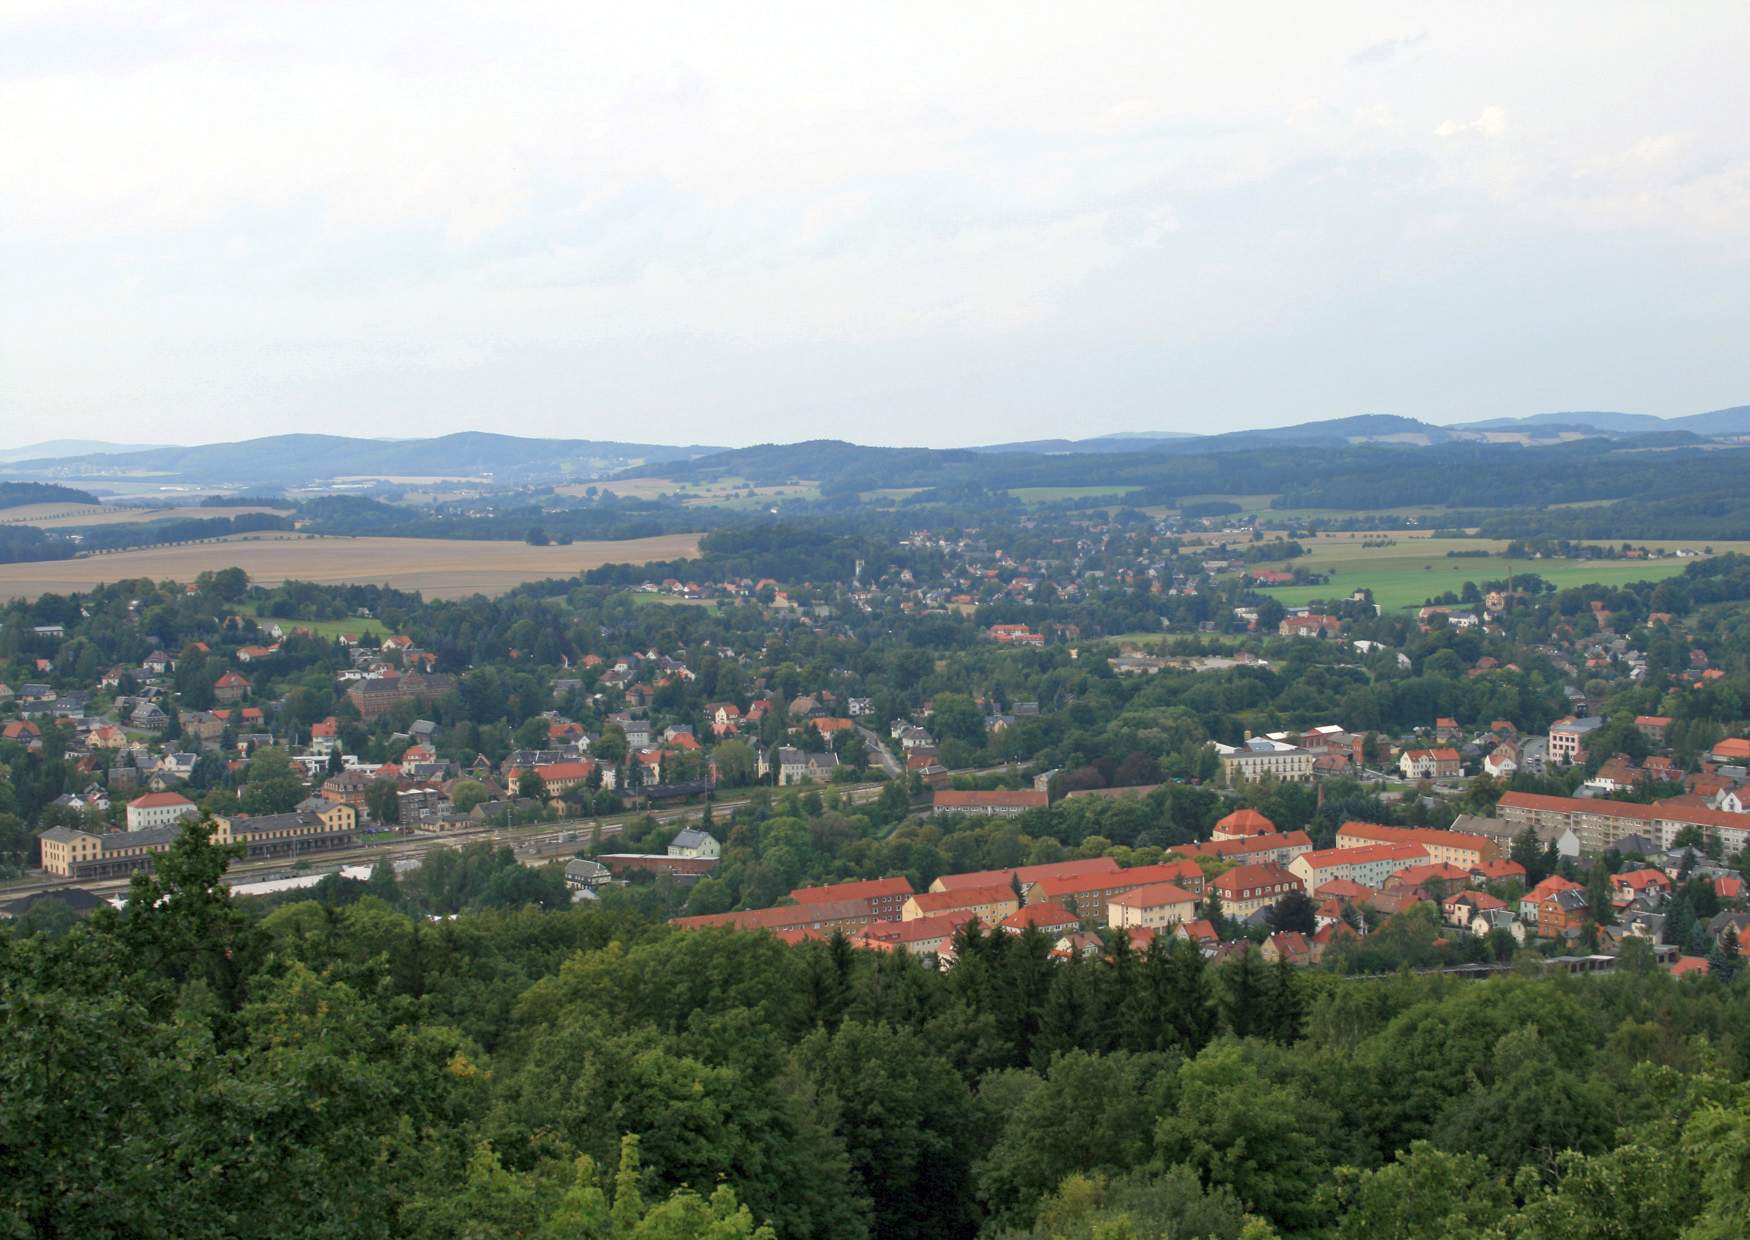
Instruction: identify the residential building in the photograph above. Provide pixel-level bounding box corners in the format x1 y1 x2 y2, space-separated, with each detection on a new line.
1210 808 1276 840
672 898 872 934
1289 842 1427 892
1334 821 1498 869
1209 863 1302 919
1398 747 1461 780
1634 715 1673 744
1001 902 1081 935
930 856 1121 894
213 670 251 703
1175 830 1313 868
902 884 1020 923
1106 882 1199 930
853 911 976 957
1548 715 1605 764
790 876 914 921
1499 791 1750 858
1213 737 1314 784
667 828 721 859
125 791 198 832
776 746 840 785
1026 859 1206 923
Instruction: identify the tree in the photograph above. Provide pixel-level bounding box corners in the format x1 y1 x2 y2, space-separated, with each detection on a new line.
1266 890 1316 935
449 780 490 814
518 769 547 801
1220 946 1267 1039
1706 927 1741 982
1262 954 1305 1045
1332 1142 1512 1240
365 777 400 825
713 740 758 788
798 1020 979 1240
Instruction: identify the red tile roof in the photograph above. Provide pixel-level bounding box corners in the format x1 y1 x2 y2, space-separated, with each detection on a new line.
1109 882 1199 909
791 876 914 905
130 791 195 808
933 856 1120 891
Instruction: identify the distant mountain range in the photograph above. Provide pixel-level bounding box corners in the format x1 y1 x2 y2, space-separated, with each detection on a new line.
0 432 723 489
982 405 1750 454
2 404 1745 489
0 439 172 463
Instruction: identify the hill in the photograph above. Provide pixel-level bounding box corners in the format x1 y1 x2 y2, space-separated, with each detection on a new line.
0 439 170 463
0 481 102 511
2 432 724 488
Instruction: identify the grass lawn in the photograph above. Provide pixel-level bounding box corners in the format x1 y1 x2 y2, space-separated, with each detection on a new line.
1009 485 1143 504
627 592 721 610
1255 543 1693 613
248 607 380 639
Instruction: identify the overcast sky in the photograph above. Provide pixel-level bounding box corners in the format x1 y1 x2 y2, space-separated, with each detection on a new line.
3 2 1748 449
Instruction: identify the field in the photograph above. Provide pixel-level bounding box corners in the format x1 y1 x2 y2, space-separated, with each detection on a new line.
1250 537 1697 612
1008 485 1142 504
0 502 291 528
0 532 702 601
627 592 721 610
558 476 820 507
245 607 380 639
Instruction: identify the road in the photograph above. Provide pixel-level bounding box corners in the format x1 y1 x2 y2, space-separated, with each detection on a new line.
857 725 903 778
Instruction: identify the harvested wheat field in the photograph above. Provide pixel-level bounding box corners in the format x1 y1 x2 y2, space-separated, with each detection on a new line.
0 532 702 601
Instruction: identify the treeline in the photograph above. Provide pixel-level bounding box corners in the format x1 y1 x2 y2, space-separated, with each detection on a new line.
0 481 100 510
5 824 1750 1239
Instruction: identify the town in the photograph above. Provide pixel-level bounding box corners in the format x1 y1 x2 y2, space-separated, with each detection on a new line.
5 523 1749 986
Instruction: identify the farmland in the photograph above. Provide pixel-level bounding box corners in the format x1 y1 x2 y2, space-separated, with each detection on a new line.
1008 485 1142 504
0 532 701 601
559 476 820 507
0 503 292 529
1250 536 1698 613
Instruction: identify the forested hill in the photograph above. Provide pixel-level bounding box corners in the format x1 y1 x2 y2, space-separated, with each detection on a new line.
0 481 100 510
627 435 1750 515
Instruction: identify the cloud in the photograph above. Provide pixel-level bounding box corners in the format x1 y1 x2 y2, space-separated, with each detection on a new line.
1435 105 1508 138
1351 31 1428 65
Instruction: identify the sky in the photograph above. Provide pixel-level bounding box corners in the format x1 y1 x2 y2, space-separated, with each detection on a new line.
3 1 1749 450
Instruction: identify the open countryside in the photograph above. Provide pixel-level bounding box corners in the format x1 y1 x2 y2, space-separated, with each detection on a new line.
0 531 700 601
1250 535 1703 613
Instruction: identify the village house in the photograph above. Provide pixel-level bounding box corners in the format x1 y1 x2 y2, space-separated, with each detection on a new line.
667 827 721 860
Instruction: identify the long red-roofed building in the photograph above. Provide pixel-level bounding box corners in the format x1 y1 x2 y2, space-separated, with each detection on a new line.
1498 790 1750 857
1335 821 1496 868
854 911 977 956
671 897 872 934
790 875 915 920
903 884 1021 922
929 855 1120 894
1024 858 1206 923
1174 831 1312 868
